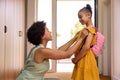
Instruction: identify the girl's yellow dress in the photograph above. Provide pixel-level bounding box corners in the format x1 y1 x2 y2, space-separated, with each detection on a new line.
71 27 100 80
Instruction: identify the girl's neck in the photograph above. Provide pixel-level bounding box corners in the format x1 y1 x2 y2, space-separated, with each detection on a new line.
86 20 93 27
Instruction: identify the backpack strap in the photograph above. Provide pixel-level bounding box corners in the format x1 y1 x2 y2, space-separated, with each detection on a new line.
84 27 97 47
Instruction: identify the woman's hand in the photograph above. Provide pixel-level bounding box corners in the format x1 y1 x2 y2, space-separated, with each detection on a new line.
80 29 88 39
75 29 88 40
74 31 81 39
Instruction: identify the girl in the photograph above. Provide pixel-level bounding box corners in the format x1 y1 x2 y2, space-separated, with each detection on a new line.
71 4 100 80
16 21 87 80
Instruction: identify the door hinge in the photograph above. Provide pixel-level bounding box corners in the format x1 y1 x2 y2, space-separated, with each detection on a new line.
19 31 23 37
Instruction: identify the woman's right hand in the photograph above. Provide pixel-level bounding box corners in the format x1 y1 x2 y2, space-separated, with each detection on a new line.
80 29 88 39
74 31 81 39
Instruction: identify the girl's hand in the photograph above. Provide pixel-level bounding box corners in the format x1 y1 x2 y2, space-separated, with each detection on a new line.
72 57 77 64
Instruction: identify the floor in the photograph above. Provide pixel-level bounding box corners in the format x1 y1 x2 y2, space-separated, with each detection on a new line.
45 72 111 80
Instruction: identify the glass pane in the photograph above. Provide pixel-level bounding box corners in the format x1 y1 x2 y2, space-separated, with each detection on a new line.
37 0 52 70
57 0 95 72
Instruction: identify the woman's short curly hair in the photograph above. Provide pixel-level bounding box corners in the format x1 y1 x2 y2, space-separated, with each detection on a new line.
27 21 46 45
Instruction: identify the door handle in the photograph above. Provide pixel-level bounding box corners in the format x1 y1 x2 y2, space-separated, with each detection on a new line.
4 25 7 33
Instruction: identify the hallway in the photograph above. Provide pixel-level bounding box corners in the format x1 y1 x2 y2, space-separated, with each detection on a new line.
1 0 120 80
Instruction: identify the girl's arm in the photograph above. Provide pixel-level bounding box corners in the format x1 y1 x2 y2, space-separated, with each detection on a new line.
72 32 93 64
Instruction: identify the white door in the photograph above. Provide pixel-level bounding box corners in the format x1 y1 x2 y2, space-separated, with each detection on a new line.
0 0 25 79
4 0 25 79
0 0 5 79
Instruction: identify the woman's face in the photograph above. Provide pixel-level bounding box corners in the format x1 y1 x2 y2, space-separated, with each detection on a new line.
78 11 89 25
42 27 52 41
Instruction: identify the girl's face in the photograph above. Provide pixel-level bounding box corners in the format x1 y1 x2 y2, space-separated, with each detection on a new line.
78 11 90 25
42 27 52 41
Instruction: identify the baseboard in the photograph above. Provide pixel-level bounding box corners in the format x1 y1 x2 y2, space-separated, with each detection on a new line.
44 77 60 80
112 76 120 80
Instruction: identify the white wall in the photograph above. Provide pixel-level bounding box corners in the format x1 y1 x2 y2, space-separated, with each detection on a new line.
98 0 111 76
98 0 120 79
111 0 120 79
26 0 37 55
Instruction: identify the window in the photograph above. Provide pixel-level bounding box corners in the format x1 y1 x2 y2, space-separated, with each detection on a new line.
37 0 53 71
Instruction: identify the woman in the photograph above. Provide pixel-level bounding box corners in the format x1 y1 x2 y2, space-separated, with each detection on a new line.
16 21 87 80
71 4 100 80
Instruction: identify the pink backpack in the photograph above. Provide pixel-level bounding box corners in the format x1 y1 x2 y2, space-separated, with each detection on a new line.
89 27 105 57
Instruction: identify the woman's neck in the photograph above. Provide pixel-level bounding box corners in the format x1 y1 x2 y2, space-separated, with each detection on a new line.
42 40 48 48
